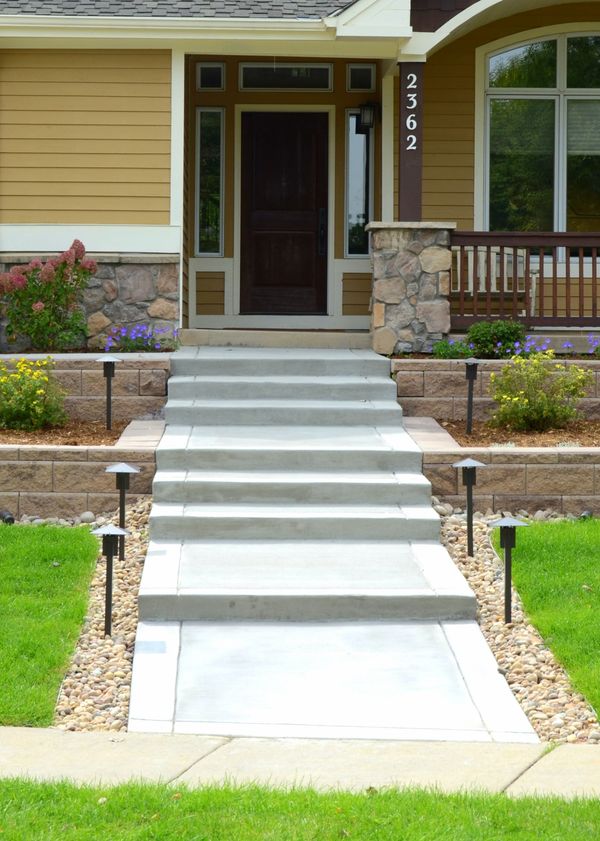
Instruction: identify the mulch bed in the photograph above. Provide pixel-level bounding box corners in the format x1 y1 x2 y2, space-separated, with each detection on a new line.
442 419 600 447
0 420 128 446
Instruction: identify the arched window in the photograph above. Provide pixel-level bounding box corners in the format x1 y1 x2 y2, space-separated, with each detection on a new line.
486 35 600 233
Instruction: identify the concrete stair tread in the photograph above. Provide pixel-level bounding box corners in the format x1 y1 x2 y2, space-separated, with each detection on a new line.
128 619 538 741
159 425 420 452
168 374 394 385
141 539 470 594
154 470 429 485
166 398 401 410
174 347 382 360
150 502 438 519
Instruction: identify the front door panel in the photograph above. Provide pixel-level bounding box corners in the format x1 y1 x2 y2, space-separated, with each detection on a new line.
240 112 328 315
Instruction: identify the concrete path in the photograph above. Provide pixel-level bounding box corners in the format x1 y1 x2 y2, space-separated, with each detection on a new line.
1 728 599 798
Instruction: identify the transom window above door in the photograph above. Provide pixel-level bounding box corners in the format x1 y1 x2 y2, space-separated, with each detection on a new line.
486 35 600 233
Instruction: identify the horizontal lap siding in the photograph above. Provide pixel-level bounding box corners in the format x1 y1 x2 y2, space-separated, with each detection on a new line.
422 47 475 229
0 50 171 225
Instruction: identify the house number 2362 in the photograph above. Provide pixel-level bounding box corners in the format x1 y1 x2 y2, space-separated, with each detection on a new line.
405 72 418 151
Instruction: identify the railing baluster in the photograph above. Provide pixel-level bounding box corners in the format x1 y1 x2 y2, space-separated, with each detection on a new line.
552 246 558 318
459 246 466 319
566 245 571 318
473 245 479 317
579 247 585 318
539 246 545 319
593 247 598 320
512 246 519 318
525 247 531 322
499 245 505 317
486 243 492 316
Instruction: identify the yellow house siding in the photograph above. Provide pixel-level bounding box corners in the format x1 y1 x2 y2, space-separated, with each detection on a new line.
0 49 171 225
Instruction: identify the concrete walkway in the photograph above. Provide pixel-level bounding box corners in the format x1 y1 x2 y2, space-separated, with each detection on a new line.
1 728 599 798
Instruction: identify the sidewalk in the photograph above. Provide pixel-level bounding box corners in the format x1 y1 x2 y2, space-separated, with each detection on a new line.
2 728 600 798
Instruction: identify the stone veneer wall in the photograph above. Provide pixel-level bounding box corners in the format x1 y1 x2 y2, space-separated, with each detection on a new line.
367 222 454 355
0 253 180 351
0 444 155 520
424 446 600 516
0 354 169 422
393 358 600 420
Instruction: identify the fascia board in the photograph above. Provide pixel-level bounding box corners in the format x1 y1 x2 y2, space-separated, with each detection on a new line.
0 13 328 38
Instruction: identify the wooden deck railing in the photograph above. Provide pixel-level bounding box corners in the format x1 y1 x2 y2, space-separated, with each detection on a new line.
451 231 600 327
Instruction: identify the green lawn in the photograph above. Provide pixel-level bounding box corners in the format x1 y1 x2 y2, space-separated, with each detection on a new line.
0 523 98 726
493 518 600 713
0 781 599 840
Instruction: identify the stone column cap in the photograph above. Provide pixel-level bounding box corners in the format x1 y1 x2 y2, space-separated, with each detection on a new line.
366 221 457 231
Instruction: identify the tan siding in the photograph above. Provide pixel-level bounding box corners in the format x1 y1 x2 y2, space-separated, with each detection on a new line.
196 271 225 315
342 272 371 315
0 49 171 224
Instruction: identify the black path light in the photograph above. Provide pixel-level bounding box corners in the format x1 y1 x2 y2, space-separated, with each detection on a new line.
105 462 140 561
452 457 486 558
92 523 129 637
0 510 14 524
465 357 479 435
493 516 529 624
96 355 121 431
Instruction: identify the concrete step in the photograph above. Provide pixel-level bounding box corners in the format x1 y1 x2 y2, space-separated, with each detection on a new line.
178 329 372 349
164 399 403 427
128 618 538 741
149 502 440 541
167 374 397 401
156 425 424 472
152 470 431 505
138 540 476 622
170 347 390 378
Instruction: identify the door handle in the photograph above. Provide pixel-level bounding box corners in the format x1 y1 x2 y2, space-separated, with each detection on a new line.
318 208 327 257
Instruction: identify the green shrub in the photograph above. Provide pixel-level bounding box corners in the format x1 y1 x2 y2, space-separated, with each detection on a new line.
0 240 96 351
489 351 592 431
466 319 526 358
432 338 471 358
0 357 66 430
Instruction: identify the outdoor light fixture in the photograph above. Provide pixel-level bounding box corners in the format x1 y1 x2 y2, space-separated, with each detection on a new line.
452 458 486 558
493 516 529 624
105 462 140 561
92 523 129 637
464 357 479 435
357 102 378 133
0 510 14 524
96 355 121 431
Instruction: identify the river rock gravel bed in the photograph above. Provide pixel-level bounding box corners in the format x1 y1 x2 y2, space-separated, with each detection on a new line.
439 502 600 744
53 496 151 733
48 495 599 742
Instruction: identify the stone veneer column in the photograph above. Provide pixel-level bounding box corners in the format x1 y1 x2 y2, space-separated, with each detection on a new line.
366 221 456 355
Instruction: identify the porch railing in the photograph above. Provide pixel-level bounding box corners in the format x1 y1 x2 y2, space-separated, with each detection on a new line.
450 231 600 328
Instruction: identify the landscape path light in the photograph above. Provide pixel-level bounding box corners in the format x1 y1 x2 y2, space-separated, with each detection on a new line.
105 462 140 561
452 457 486 558
492 516 529 624
96 355 121 431
0 510 14 524
465 357 479 435
92 523 129 637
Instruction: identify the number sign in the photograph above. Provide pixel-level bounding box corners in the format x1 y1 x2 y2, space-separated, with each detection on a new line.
399 62 424 220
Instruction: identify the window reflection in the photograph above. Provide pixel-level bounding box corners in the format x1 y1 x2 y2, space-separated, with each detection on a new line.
346 112 370 256
489 40 556 88
197 109 223 255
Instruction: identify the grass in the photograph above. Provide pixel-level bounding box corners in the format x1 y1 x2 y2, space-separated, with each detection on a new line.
492 518 600 713
0 523 98 726
0 781 599 840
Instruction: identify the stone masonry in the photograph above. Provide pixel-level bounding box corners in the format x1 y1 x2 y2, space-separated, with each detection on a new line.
367 222 455 355
0 253 180 352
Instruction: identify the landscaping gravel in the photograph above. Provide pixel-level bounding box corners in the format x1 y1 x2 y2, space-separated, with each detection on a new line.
41 495 600 742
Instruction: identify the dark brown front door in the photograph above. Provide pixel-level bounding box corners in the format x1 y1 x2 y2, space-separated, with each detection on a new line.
240 112 328 315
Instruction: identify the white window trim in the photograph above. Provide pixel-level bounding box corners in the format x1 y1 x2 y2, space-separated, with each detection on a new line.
195 106 225 257
195 61 226 92
346 63 376 92
476 24 600 230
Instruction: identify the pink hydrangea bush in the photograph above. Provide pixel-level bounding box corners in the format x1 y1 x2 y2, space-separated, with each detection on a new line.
0 240 97 351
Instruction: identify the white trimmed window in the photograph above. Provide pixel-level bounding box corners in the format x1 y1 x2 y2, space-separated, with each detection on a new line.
485 34 600 232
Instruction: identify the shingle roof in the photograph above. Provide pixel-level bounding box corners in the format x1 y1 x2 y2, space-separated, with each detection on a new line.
0 0 346 19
